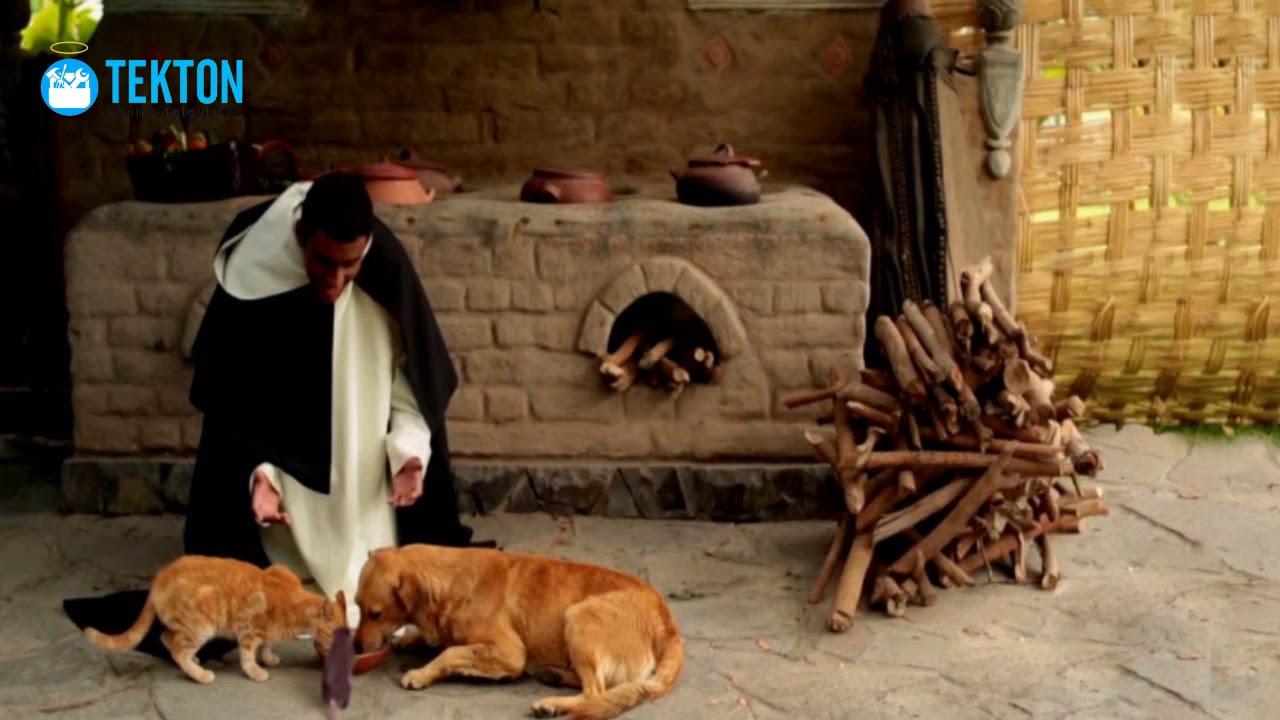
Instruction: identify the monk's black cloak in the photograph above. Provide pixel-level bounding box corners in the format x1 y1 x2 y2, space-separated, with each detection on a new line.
63 196 478 661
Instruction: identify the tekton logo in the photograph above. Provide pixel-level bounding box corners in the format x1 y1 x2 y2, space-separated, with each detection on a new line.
41 42 97 117
39 42 244 117
103 58 244 105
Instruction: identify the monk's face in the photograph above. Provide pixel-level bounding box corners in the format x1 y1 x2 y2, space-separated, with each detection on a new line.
299 228 369 304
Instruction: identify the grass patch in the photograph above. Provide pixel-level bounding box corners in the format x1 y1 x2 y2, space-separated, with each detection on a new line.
1152 423 1280 445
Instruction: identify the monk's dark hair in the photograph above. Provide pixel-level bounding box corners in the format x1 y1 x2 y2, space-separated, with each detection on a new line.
298 172 374 244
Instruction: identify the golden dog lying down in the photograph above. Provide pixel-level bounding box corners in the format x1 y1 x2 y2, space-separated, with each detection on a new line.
354 545 684 720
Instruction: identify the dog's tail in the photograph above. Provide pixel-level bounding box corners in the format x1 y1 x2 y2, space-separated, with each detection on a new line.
83 595 157 652
567 628 686 720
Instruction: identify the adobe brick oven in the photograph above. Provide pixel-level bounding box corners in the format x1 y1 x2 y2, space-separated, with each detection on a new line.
61 180 870 520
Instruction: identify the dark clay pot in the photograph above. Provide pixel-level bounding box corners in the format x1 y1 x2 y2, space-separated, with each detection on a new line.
520 168 613 205
671 143 766 207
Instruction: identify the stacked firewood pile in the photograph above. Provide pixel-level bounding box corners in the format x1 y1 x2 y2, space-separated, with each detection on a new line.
785 257 1109 632
595 298 723 395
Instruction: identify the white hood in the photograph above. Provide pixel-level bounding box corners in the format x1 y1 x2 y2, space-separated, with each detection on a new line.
214 181 313 301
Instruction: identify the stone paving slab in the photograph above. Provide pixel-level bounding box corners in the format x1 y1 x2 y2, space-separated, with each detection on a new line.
1 426 1279 720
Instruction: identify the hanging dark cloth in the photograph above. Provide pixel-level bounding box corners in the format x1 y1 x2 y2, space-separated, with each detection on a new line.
863 0 959 365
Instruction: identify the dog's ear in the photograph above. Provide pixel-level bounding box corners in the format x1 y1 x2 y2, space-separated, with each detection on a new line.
392 570 419 611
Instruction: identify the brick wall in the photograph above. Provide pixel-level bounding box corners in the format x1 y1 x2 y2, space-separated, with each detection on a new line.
56 0 890 223
64 182 869 462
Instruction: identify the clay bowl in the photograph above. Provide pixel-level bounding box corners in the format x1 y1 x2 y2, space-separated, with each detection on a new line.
314 639 392 676
520 168 613 205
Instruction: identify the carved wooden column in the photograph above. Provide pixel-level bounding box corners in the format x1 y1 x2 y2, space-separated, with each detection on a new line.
976 0 1025 179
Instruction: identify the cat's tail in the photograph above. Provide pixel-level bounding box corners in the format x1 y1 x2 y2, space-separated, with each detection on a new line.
84 594 157 652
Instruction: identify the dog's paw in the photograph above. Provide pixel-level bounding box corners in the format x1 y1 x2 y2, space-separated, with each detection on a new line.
392 630 425 651
531 698 570 718
400 669 432 691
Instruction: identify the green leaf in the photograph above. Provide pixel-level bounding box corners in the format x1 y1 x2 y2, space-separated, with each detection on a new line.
20 0 100 50
20 2 59 52
71 5 99 42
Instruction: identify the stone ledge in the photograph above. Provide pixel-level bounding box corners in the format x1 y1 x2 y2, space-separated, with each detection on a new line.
60 457 844 522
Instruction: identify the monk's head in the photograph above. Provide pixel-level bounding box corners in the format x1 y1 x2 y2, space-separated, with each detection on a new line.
296 173 373 304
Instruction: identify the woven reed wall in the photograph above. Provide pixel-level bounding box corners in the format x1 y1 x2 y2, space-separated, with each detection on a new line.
933 0 1280 426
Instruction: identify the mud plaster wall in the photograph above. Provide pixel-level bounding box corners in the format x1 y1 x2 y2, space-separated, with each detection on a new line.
52 0 983 227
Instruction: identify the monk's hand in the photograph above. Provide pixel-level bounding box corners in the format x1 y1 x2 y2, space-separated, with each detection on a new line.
252 469 292 527
390 457 424 507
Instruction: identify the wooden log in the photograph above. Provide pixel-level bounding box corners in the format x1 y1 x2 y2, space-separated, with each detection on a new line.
894 435 916 497
915 428 1064 460
870 574 910 617
638 337 676 370
654 356 691 388
896 315 946 386
904 300 963 389
829 479 896 633
886 450 1016 575
921 300 957 356
599 329 645 368
873 476 976 544
960 256 994 316
847 401 899 431
1060 419 1103 476
1055 395 1087 421
1038 525 1060 590
859 368 898 393
930 385 961 436
829 367 866 513
599 358 639 393
905 528 975 588
859 450 1066 477
782 385 839 409
949 301 974 351
875 316 928 405
836 381 902 415
809 516 852 604
981 279 1053 376
910 551 938 606
981 416 1054 444
1003 358 1054 424
959 515 1077 574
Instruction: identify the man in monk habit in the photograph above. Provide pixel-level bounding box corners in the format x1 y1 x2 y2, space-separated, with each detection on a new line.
65 172 482 660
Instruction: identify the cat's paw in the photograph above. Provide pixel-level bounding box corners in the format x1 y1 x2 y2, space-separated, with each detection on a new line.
400 669 433 691
187 668 216 685
244 666 270 682
260 648 281 667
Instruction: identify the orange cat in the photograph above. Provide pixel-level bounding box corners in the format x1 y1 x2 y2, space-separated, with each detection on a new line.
84 555 347 684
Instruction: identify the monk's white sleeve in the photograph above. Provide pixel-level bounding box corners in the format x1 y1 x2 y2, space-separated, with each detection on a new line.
249 462 283 494
386 353 432 477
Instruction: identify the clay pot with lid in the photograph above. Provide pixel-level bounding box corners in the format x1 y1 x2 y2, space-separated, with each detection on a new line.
345 156 436 205
520 168 613 205
671 143 766 207
396 149 463 194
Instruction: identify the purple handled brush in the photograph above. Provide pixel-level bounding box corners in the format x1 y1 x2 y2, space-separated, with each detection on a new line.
322 627 355 720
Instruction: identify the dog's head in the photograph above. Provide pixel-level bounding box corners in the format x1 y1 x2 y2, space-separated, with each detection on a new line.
354 547 439 653
310 590 348 653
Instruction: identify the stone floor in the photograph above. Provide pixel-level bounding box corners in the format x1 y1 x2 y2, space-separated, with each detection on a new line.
2 425 1280 720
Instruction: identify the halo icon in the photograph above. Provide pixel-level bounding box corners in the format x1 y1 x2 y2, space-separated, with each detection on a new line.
50 42 89 55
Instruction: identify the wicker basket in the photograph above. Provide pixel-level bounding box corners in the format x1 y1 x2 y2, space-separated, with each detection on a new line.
936 0 1280 427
